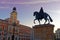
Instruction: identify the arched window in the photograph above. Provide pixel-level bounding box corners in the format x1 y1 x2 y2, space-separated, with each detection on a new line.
19 37 20 40
8 37 10 40
15 37 17 40
0 27 2 32
3 37 5 40
11 35 14 40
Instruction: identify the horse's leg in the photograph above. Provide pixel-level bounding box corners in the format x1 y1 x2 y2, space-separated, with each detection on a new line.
48 18 50 24
46 17 50 24
34 19 36 24
38 19 40 25
44 18 47 24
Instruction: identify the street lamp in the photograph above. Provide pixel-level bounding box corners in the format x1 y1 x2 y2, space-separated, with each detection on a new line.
12 22 16 40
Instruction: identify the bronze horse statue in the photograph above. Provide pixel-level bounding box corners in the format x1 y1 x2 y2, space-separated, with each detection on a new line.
33 7 53 24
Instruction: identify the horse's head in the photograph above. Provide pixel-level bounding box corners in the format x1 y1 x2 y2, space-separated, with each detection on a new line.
33 11 38 16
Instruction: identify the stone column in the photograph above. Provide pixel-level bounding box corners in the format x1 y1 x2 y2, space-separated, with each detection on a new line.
33 24 54 40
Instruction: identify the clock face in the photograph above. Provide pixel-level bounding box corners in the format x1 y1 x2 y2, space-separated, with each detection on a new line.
10 11 17 22
13 13 17 16
11 12 17 18
13 14 16 18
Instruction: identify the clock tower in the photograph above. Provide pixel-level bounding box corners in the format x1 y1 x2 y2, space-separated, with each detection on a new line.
9 7 19 24
10 7 17 21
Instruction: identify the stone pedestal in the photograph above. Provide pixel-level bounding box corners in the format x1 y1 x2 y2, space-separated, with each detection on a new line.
33 24 54 40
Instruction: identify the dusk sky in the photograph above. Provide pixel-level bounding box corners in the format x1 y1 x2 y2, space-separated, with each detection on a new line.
0 0 60 32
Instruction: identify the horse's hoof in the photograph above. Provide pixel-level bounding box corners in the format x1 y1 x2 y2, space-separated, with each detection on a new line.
34 22 35 24
48 23 50 24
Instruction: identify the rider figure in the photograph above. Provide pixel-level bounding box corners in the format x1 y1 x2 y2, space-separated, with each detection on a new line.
39 7 44 19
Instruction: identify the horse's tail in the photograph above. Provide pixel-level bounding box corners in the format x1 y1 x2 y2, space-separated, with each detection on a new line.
48 16 53 22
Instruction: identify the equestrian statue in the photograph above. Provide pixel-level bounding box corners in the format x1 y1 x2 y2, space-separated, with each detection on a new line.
33 7 53 24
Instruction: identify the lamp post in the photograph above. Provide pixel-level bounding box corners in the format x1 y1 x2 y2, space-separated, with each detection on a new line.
12 22 16 40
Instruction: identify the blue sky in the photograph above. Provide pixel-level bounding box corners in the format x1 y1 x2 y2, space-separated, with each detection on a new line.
0 0 60 32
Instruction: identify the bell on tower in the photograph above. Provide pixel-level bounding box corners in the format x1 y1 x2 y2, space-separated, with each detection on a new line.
13 7 16 11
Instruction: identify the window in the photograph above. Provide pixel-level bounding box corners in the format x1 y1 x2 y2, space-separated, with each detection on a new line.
3 37 5 40
15 27 18 33
15 37 17 40
0 33 1 36
8 37 10 40
8 26 13 31
11 35 15 40
0 27 2 32
4 27 7 33
4 33 7 36
19 38 20 40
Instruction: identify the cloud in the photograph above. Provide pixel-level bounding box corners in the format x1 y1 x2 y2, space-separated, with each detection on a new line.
49 10 60 14
0 7 9 9
0 0 60 5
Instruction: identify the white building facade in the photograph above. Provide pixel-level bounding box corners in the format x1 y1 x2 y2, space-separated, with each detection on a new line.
0 7 32 40
55 29 60 40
